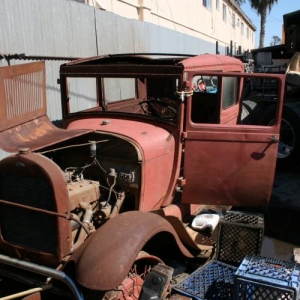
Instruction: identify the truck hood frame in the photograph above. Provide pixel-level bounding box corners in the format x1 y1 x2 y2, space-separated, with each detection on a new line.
0 61 92 153
0 115 92 153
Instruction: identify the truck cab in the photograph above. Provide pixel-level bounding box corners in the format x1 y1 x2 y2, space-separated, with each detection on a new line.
58 53 284 209
0 53 286 299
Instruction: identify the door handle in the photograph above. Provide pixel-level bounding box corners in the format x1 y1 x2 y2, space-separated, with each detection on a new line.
269 135 279 143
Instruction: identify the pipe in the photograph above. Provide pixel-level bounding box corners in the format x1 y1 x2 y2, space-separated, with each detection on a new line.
110 192 126 218
0 284 51 300
0 254 83 300
72 204 94 252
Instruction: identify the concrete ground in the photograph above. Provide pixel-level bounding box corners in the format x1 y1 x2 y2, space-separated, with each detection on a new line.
261 205 300 262
260 170 300 262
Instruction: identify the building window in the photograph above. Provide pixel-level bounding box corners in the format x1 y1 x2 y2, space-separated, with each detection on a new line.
247 27 249 39
237 18 240 27
223 4 227 22
216 0 220 10
241 22 244 35
232 13 236 27
203 0 211 10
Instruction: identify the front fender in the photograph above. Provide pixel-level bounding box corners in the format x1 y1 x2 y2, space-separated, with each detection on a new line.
70 211 200 291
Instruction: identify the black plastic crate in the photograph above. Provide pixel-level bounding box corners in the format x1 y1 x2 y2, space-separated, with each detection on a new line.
172 260 237 300
234 255 300 300
216 210 264 266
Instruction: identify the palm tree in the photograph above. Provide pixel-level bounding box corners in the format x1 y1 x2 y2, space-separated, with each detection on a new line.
234 0 279 48
248 0 278 48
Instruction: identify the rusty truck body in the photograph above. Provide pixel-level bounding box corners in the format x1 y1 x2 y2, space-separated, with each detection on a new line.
0 53 286 299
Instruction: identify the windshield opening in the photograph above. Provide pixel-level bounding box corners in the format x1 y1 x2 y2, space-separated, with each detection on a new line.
65 75 181 123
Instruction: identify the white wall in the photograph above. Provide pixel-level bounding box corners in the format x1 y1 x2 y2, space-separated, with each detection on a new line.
87 0 256 53
0 0 233 159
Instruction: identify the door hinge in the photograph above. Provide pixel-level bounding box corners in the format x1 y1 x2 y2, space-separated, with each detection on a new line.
177 177 186 186
181 131 187 142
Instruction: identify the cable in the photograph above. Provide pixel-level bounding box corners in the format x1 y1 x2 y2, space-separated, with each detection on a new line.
40 140 108 154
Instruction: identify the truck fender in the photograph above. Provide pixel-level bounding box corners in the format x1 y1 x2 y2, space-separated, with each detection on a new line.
68 211 200 291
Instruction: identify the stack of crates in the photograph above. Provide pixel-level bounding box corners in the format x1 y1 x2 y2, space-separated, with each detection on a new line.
234 255 300 300
172 210 300 300
216 210 264 266
172 260 237 300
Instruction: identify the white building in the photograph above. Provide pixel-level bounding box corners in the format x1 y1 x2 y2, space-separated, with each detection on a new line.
86 0 256 54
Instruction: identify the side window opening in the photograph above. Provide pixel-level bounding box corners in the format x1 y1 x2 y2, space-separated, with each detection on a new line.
238 76 280 127
190 74 281 128
140 77 179 120
191 75 220 124
104 78 136 103
222 77 238 109
147 77 178 100
63 74 181 124
67 78 98 113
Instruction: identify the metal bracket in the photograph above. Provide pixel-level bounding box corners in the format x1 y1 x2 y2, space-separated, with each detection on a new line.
139 263 174 300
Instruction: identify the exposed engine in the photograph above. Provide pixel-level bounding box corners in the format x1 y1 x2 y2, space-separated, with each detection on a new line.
38 132 141 251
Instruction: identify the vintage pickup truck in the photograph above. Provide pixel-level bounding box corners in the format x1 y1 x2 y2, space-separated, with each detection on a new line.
0 53 285 299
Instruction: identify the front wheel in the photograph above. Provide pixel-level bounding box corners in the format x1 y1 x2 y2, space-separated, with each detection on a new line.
260 103 300 171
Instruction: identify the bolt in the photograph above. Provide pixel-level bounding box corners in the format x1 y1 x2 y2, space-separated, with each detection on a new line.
152 276 161 285
102 120 110 125
19 148 30 154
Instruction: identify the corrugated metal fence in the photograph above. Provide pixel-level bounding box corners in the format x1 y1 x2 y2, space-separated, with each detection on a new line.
0 0 222 159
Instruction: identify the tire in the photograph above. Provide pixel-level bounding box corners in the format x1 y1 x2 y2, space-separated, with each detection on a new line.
260 103 300 172
240 100 264 125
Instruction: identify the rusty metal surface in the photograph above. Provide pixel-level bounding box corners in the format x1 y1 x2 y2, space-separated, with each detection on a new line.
68 118 175 162
0 62 46 132
22 292 43 300
170 294 193 300
67 179 100 211
0 153 72 266
0 61 93 153
181 53 245 72
182 131 279 206
72 211 200 291
0 115 92 153
182 72 285 207
0 53 79 64
67 118 176 211
64 53 193 67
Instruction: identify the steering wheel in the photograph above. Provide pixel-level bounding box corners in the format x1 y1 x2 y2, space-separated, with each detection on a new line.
139 99 177 120
210 76 218 87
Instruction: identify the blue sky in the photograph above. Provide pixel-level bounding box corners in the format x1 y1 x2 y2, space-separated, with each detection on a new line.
240 0 300 48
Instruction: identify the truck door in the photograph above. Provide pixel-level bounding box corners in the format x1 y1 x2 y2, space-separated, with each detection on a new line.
182 72 285 206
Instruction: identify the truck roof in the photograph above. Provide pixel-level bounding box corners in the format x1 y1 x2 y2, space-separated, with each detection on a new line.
62 53 245 73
